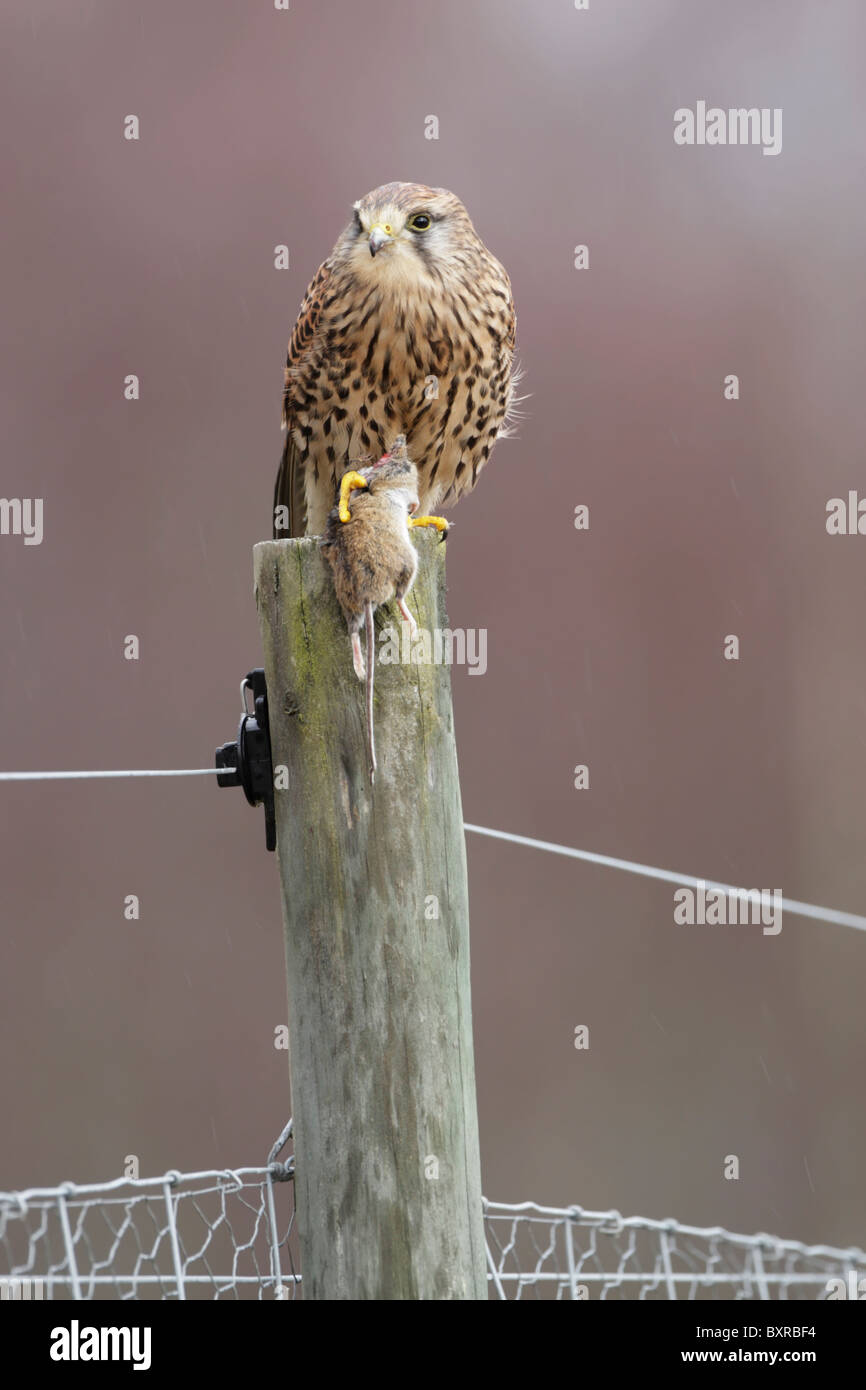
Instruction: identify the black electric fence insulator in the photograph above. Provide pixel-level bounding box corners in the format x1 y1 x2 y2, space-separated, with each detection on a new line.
215 668 276 851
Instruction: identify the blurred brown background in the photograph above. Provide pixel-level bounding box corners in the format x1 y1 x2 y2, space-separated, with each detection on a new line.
1 0 864 1252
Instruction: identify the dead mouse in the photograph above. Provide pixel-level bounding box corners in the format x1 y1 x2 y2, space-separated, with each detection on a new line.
319 435 449 784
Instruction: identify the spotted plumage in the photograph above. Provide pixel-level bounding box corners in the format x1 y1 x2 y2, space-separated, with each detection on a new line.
273 182 517 538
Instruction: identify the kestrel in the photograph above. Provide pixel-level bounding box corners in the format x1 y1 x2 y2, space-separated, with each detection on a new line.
273 182 517 538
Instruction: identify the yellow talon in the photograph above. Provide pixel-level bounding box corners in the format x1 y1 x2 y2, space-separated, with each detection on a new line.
338 470 369 523
409 514 450 533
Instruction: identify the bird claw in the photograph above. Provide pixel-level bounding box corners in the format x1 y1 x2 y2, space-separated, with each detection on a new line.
409 515 451 541
338 470 369 523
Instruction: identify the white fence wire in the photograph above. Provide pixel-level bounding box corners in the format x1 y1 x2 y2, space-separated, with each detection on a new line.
2 1158 862 1301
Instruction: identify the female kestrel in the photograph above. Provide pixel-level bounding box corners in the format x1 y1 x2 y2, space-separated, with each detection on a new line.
273 182 517 537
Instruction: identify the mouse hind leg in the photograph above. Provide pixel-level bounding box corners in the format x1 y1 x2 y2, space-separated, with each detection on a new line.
394 559 418 635
347 612 365 680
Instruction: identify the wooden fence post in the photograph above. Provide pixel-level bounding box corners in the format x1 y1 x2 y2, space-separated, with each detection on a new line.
253 531 487 1300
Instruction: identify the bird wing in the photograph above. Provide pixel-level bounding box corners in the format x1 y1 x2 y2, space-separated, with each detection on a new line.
498 277 521 437
273 259 333 539
272 432 308 540
503 273 517 356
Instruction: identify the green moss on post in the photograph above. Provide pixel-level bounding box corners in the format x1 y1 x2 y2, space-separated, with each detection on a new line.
253 532 486 1300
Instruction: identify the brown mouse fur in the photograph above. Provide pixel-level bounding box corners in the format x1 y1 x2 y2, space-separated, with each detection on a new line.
319 436 422 784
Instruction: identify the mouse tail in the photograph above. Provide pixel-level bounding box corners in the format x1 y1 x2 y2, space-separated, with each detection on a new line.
365 601 376 784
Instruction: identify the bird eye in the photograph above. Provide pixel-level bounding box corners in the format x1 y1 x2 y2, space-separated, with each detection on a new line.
408 214 431 231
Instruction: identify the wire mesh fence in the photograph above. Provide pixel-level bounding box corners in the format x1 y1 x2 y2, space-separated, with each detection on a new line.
2 1151 862 1300
482 1201 865 1301
0 1123 298 1302
0 1167 297 1302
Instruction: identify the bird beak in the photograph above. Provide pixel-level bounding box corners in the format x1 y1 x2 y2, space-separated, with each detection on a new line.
368 225 391 257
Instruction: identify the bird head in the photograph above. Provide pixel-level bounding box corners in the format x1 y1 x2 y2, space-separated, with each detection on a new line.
343 182 478 283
